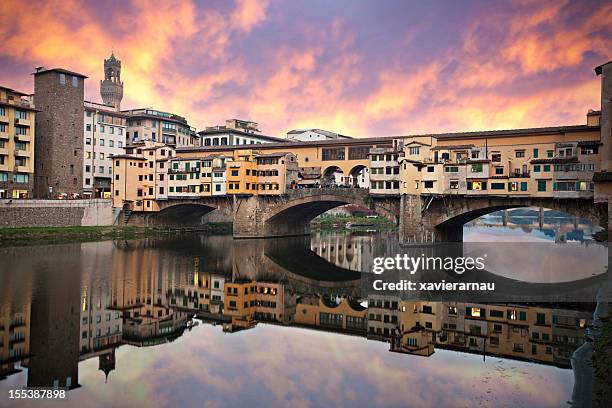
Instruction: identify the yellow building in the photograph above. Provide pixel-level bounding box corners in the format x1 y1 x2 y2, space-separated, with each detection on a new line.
295 295 367 333
111 141 174 211
0 302 31 379
226 150 258 195
223 280 287 332
398 119 601 199
0 86 37 198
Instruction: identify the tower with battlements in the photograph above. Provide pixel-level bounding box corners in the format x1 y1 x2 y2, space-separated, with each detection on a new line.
100 52 123 111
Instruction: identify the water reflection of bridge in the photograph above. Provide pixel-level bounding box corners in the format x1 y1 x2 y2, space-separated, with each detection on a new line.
0 235 605 393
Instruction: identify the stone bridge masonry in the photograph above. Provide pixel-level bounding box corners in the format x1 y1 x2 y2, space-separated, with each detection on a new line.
232 188 400 238
124 188 608 243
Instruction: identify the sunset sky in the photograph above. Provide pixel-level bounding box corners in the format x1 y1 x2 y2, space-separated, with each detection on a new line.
0 0 610 137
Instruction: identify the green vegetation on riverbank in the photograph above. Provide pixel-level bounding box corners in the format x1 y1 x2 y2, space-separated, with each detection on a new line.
311 214 396 231
594 313 612 406
0 223 232 246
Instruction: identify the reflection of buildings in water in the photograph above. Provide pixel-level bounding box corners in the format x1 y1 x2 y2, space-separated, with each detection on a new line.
0 303 31 380
166 257 227 315
295 295 367 333
0 237 598 394
222 280 295 333
106 244 189 346
79 256 122 382
288 293 592 369
310 233 375 271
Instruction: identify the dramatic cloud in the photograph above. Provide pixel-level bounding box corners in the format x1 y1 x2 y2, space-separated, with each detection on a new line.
0 0 609 137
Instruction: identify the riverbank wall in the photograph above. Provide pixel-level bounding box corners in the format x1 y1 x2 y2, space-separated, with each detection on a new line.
0 199 117 228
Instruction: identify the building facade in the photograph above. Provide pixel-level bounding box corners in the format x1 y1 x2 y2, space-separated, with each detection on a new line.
33 68 87 198
0 86 37 198
199 119 288 147
83 101 127 198
123 108 197 148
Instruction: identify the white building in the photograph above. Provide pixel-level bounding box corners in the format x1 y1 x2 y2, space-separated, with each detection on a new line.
83 101 127 198
287 128 352 142
199 119 288 146
212 156 228 196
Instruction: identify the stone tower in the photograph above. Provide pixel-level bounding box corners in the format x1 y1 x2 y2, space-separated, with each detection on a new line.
33 68 86 197
100 52 123 111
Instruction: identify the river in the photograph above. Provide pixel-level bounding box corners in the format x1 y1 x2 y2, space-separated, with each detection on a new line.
0 210 607 407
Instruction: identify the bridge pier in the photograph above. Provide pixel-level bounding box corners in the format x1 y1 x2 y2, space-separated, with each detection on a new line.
399 194 463 244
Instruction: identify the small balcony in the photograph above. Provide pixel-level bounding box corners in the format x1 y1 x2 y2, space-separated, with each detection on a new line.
15 118 31 127
509 171 530 178
14 134 30 142
14 149 31 158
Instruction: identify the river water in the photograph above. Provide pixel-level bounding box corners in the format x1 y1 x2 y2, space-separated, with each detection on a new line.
0 211 607 408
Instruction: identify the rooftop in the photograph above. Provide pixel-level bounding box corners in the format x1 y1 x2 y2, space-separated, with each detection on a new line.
32 67 88 78
178 124 598 154
121 108 189 125
595 60 612 75
199 127 289 142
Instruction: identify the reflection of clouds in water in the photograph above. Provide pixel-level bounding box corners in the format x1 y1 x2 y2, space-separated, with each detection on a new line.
0 325 572 408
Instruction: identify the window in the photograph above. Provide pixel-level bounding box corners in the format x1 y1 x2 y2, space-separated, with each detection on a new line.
543 164 550 172
547 150 554 158
409 147 420 155
322 147 345 161
467 181 486 190
59 73 66 84
72 76 78 87
109 140 114 147
427 166 434 172
424 180 434 188
520 181 528 191
231 170 239 176
86 124 91 132
515 150 525 158
533 165 541 172
445 166 459 173
491 153 501 162
533 148 539 158
99 139 105 146
100 125 105 133
537 180 547 192
449 180 459 189
15 110 27 119
508 182 518 191
13 173 29 183
495 167 504 175
491 182 505 190
348 146 370 160
471 163 483 172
